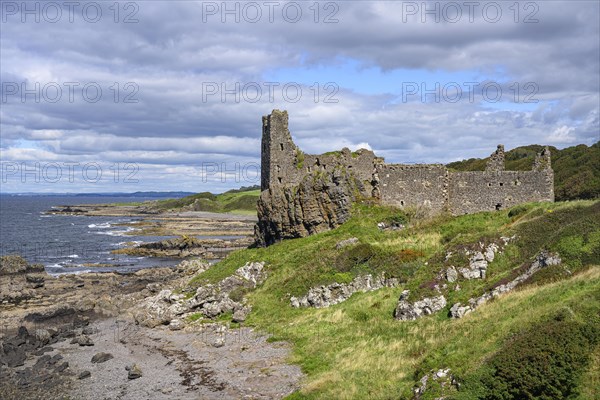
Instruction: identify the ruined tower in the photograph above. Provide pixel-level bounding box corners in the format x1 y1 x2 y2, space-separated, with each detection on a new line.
260 110 299 191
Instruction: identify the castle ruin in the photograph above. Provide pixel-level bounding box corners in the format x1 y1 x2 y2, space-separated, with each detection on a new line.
255 110 554 245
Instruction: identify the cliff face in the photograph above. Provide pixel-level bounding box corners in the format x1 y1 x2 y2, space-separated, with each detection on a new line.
254 170 365 247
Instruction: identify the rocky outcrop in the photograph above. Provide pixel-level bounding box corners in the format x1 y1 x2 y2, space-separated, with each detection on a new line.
1 255 46 304
255 170 365 246
114 236 212 258
444 237 512 282
394 290 447 321
413 368 458 399
133 262 266 327
450 250 561 318
290 273 399 308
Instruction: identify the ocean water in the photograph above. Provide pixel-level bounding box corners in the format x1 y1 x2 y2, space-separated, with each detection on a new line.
0 195 187 275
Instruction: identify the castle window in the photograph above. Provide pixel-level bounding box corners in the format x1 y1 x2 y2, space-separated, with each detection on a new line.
495 203 502 211
276 165 281 173
278 177 282 184
488 183 492 187
400 200 405 206
280 143 284 151
499 182 503 187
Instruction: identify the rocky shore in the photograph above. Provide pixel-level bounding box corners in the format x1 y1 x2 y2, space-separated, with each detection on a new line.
0 255 302 399
47 204 257 262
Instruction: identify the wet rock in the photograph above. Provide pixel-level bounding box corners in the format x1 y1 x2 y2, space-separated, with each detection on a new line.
394 290 447 321
91 352 113 364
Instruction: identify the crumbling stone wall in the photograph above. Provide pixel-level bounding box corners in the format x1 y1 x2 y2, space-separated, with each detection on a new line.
256 110 554 245
261 110 378 197
378 164 449 214
448 169 554 214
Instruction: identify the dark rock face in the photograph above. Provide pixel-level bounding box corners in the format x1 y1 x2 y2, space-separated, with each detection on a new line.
255 170 364 246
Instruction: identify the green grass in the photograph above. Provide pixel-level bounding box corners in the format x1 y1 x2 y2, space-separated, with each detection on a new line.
187 200 600 399
120 187 261 214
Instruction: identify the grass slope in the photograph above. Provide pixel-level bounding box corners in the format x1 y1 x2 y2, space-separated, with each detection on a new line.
189 200 600 399
152 186 260 214
447 142 600 201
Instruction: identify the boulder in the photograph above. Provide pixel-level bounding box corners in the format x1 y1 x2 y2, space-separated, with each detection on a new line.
78 371 91 379
232 306 251 323
91 352 113 364
127 364 142 380
445 267 458 283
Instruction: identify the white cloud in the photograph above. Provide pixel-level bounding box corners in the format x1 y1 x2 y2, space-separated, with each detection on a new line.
547 125 577 144
1 1 598 192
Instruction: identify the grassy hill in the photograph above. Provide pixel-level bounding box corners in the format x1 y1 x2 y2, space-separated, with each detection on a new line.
151 185 260 215
447 142 600 201
189 200 600 399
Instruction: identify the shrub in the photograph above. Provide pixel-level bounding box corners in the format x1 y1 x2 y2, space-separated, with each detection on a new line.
472 315 600 400
334 244 377 272
507 204 529 218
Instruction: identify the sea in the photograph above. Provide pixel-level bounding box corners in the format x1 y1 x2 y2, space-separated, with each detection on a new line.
0 195 208 275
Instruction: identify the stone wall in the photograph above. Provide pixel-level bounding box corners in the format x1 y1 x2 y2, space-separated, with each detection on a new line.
448 169 554 214
255 110 554 245
378 164 449 214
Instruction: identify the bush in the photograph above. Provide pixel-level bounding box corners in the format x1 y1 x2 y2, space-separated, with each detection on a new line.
384 213 409 227
472 315 600 400
507 204 530 218
334 244 377 272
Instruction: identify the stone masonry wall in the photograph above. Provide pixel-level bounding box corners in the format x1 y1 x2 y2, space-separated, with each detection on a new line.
378 164 449 214
256 110 554 245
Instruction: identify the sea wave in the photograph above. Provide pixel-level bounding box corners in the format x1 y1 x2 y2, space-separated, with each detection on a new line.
48 269 93 276
88 222 111 229
92 227 136 237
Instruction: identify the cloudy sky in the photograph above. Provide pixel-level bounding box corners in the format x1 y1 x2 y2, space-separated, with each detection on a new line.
1 0 599 193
